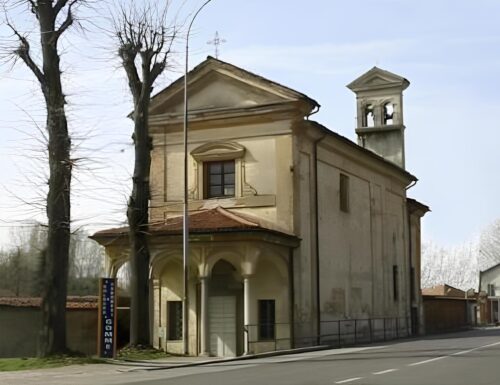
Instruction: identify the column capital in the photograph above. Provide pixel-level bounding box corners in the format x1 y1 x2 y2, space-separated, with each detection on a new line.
241 246 261 276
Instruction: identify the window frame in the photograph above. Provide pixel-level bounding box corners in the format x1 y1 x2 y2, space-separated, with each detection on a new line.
203 159 236 199
167 301 183 341
258 299 276 341
190 141 246 200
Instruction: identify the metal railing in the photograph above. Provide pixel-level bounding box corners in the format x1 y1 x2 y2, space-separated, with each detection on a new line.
245 317 410 354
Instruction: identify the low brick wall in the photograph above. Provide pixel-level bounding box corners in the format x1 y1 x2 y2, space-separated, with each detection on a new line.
0 306 98 357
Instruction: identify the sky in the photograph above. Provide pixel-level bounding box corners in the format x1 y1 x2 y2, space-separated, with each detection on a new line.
0 0 500 249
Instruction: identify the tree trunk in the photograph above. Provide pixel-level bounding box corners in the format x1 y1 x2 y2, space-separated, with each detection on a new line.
37 2 72 357
127 91 152 347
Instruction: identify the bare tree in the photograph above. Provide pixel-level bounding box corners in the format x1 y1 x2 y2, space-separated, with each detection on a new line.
3 0 83 356
113 1 177 347
421 240 479 290
479 219 500 269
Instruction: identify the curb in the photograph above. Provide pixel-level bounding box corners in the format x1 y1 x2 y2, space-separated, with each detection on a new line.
110 345 331 372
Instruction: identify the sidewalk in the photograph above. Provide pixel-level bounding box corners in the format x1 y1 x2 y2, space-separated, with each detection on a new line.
0 346 329 385
109 345 330 371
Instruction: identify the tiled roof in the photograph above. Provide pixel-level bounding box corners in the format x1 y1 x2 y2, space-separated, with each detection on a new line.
92 207 294 239
422 284 465 298
0 296 98 309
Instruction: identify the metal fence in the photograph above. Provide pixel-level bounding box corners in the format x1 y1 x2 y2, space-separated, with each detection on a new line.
246 317 410 354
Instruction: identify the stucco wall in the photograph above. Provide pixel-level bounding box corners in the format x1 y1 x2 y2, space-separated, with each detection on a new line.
150 121 294 233
293 127 412 345
0 307 98 358
480 267 500 294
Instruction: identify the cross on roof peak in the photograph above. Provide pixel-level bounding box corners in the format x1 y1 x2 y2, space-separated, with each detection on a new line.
207 31 226 59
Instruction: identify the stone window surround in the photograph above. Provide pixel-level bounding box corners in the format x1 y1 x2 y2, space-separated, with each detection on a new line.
190 141 257 200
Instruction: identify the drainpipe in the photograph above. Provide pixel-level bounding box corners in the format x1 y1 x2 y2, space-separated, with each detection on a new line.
313 132 326 345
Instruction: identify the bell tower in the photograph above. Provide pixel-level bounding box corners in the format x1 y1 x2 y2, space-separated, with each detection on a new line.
347 67 410 169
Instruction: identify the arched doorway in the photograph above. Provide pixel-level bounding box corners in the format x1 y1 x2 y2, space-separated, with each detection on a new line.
208 259 243 357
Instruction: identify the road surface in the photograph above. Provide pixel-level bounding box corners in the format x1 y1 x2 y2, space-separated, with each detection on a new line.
2 328 499 385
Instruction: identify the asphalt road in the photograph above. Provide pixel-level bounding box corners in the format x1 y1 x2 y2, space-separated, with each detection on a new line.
130 328 500 385
2 328 499 385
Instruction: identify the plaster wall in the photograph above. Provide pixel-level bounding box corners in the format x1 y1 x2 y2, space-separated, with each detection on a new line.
293 129 411 344
159 260 198 355
150 121 294 233
248 257 291 353
480 267 500 293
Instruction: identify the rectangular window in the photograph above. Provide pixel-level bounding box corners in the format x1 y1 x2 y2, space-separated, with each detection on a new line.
393 265 399 301
488 284 496 296
258 299 275 341
339 173 350 213
204 160 235 198
167 301 182 340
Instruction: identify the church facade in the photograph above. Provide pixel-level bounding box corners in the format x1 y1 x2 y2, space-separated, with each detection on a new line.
92 57 429 356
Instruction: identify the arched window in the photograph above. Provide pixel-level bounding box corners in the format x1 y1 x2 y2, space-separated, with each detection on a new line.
383 103 394 125
364 104 375 127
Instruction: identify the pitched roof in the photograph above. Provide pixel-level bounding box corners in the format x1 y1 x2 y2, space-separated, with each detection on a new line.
92 207 296 240
480 261 500 275
307 120 417 183
346 66 410 92
422 284 465 298
149 56 320 114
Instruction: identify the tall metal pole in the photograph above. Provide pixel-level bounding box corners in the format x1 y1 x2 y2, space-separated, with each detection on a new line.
183 0 213 356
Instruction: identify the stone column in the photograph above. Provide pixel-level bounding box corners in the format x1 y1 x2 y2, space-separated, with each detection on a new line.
152 278 161 349
243 274 251 355
200 276 210 356
241 246 260 355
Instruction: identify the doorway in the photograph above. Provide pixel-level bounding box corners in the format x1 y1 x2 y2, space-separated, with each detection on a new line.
209 296 236 356
208 259 243 356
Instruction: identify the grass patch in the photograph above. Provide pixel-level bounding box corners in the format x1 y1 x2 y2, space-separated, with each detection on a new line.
117 346 171 361
0 356 102 372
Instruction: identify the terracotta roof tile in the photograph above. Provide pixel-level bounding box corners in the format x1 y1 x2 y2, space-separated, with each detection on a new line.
92 207 293 239
0 296 98 309
422 284 465 298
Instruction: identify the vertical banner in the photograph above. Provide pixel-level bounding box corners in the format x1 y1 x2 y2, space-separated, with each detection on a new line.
98 277 117 358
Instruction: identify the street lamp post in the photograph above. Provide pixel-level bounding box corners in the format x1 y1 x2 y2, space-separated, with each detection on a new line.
183 0 213 356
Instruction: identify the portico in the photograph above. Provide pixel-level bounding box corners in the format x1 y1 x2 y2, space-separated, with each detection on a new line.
93 207 298 356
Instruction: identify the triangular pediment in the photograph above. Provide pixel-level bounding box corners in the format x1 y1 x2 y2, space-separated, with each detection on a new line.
347 66 409 92
149 56 318 117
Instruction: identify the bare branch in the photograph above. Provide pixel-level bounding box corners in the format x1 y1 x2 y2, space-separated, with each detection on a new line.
52 0 81 44
54 0 70 17
5 20 46 87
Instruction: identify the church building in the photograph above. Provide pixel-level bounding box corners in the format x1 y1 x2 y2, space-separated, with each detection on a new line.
92 57 429 357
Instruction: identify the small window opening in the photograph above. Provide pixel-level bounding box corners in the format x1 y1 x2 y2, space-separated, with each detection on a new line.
393 265 399 301
167 301 183 340
383 103 394 125
364 104 375 127
258 299 275 340
339 174 350 213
